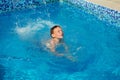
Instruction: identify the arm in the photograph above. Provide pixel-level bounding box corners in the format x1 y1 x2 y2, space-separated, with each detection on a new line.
61 43 77 62
46 40 64 57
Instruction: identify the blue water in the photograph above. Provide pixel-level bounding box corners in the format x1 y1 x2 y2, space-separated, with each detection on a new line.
0 2 120 80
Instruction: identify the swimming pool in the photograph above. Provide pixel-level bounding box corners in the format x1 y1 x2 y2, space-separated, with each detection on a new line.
0 0 120 80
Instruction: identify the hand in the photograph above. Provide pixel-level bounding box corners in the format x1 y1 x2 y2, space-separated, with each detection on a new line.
56 53 64 57
66 55 77 62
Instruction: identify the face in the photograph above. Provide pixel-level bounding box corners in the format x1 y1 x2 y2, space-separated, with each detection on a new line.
52 27 63 39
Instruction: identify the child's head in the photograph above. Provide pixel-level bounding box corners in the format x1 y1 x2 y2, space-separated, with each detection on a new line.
50 25 63 39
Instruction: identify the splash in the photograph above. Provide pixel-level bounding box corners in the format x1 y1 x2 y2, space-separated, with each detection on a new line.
15 19 56 39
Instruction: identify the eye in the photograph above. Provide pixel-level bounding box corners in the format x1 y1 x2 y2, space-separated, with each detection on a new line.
58 30 61 33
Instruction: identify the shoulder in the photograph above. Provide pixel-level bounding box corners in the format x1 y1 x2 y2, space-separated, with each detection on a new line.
46 39 56 52
46 39 51 48
46 39 55 48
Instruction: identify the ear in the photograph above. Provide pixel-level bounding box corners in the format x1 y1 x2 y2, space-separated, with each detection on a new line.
51 34 55 38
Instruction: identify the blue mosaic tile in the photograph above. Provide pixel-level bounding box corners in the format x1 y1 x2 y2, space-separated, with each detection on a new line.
64 0 120 27
0 0 119 27
0 0 59 13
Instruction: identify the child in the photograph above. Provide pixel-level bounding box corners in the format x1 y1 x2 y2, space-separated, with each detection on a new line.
46 25 76 61
46 25 64 55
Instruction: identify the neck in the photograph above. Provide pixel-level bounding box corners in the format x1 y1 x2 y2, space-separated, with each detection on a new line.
52 38 60 44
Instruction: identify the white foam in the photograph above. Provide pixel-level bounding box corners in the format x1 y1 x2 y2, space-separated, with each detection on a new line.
15 19 56 38
59 0 64 3
76 46 82 51
73 46 82 55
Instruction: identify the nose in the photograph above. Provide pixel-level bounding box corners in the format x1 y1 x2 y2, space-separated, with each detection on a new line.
61 31 63 36
60 31 63 34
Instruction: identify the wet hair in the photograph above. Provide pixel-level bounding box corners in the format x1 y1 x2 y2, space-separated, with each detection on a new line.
50 25 61 37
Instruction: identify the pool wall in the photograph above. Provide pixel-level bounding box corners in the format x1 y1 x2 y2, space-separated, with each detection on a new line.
0 0 59 13
0 0 119 27
64 0 120 27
